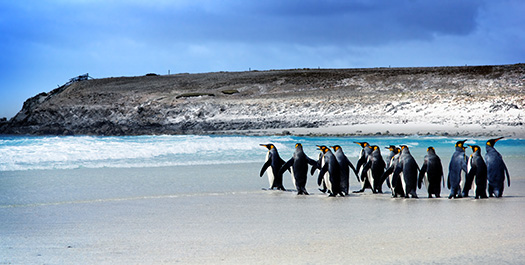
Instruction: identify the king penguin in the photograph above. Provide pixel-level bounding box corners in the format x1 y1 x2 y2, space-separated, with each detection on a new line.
418 147 444 198
447 140 468 199
316 145 343 197
381 147 404 197
259 144 286 191
393 145 419 198
358 145 386 193
485 137 510 198
355 142 373 176
279 143 318 195
331 145 358 195
385 145 398 168
465 145 488 199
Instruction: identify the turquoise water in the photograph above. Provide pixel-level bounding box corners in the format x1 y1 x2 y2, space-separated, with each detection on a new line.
0 135 523 171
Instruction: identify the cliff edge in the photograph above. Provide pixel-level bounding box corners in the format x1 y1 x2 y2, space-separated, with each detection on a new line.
1 64 524 136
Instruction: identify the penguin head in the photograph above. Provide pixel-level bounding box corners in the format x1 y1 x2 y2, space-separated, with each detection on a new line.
400 145 410 153
396 147 401 154
427 146 436 154
371 145 381 153
487 137 504 147
455 140 467 149
467 144 481 153
316 145 328 153
330 145 341 152
295 143 303 148
385 145 396 152
354 141 369 148
260 144 275 150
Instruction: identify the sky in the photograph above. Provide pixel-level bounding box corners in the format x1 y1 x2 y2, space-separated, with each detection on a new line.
1 0 524 119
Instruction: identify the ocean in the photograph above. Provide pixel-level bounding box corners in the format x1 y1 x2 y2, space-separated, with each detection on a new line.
1 135 523 206
1 134 523 172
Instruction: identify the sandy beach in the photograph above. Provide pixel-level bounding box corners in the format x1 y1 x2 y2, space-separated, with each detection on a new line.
2 156 524 264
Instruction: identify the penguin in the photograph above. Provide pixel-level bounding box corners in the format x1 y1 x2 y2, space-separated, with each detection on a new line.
465 145 488 199
357 145 386 193
393 145 419 198
331 145 359 195
447 140 468 199
485 137 510 198
259 144 286 191
316 145 343 197
381 147 404 198
279 143 318 195
355 142 373 176
312 150 327 193
418 147 444 198
385 145 398 168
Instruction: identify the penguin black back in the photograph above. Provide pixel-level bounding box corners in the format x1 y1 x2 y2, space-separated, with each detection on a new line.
447 140 467 199
280 143 317 195
485 137 510 198
331 145 358 195
418 147 444 198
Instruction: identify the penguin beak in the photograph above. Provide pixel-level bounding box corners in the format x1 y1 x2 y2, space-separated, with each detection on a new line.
494 137 504 143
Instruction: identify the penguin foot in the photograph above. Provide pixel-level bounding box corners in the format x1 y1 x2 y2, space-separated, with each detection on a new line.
352 189 364 193
318 188 327 193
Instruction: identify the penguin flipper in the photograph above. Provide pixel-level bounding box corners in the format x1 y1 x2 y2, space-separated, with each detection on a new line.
279 158 294 176
504 163 511 187
307 156 318 166
318 165 328 186
260 160 272 177
446 174 451 189
381 166 393 188
311 158 321 175
418 161 427 189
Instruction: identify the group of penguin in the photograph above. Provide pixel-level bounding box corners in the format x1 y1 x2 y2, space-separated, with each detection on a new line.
259 137 510 199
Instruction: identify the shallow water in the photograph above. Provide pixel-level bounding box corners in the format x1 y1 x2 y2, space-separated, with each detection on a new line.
1 135 524 264
0 135 523 204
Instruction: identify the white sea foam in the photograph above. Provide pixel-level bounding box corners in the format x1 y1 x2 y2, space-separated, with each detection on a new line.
0 135 521 171
0 135 294 171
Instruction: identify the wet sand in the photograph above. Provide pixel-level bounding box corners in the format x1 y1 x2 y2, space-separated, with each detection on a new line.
1 162 524 264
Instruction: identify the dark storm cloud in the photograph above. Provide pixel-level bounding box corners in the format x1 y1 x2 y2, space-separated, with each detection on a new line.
0 0 523 119
137 0 483 46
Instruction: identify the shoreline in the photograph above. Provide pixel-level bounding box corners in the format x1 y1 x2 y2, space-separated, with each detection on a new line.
214 122 525 138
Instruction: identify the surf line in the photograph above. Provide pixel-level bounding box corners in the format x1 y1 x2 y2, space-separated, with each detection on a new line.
0 191 258 208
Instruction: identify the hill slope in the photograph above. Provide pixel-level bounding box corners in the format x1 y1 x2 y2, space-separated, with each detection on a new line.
1 64 524 136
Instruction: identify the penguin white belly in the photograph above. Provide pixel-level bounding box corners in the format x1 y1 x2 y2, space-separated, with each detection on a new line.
291 168 296 188
267 166 275 187
324 172 332 192
459 170 466 191
423 172 429 192
265 153 275 187
367 169 374 188
400 172 406 194
388 173 395 193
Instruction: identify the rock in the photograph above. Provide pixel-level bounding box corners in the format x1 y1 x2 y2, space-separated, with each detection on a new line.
0 64 524 136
